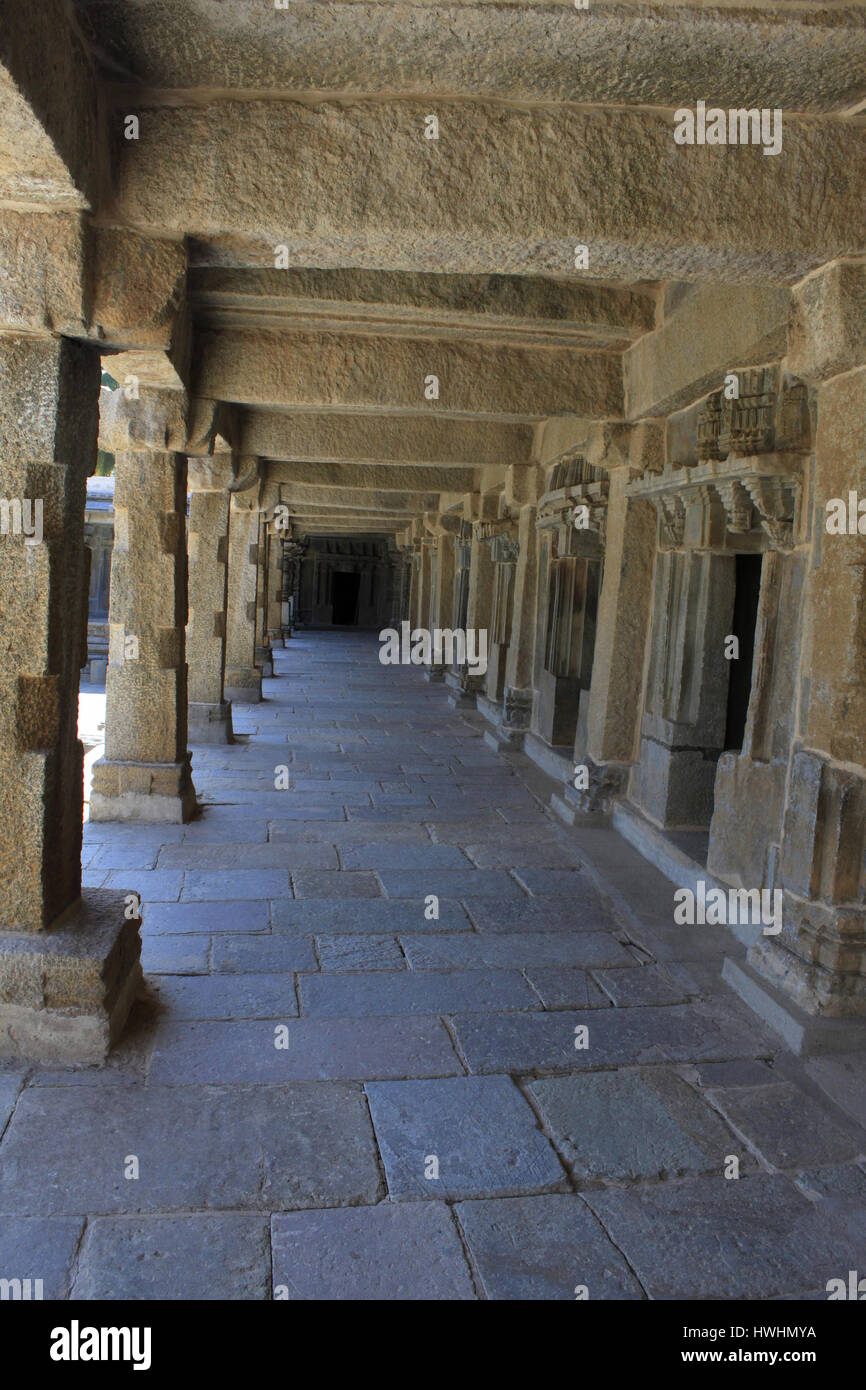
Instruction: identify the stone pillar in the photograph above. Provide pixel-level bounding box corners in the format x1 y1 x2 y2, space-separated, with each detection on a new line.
407 547 421 629
0 336 142 1059
502 503 540 731
460 522 495 697
743 262 866 1023
254 512 273 676
224 491 263 704
266 529 285 647
186 478 233 745
90 433 197 823
574 473 657 811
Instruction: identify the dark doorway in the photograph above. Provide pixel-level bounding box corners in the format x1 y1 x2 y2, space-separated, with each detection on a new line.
723 552 763 753
331 571 361 625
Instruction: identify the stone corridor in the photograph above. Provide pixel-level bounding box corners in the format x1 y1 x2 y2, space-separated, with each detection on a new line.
1 630 865 1300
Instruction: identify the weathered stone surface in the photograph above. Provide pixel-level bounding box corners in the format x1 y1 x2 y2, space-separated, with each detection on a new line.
706 1081 866 1170
530 1069 747 1182
271 1203 475 1301
399 932 633 972
463 896 615 934
0 1215 84 1299
314 935 405 973
456 1194 644 1301
153 972 298 1020
366 1076 567 1200
143 900 269 934
73 1213 271 1300
182 870 289 901
299 969 537 1018
148 1016 461 1083
272 898 470 933
523 968 612 1011
379 870 523 899
0 1083 382 1213
584 1175 866 1300
210 934 317 973
291 871 381 900
140 933 210 975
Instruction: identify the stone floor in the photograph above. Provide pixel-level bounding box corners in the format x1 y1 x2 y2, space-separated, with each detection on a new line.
1 629 865 1300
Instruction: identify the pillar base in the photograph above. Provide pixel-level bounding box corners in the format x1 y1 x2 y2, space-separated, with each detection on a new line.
424 665 447 684
0 891 143 1064
90 756 197 823
188 701 234 745
723 958 866 1057
224 667 263 704
255 645 274 678
268 629 285 649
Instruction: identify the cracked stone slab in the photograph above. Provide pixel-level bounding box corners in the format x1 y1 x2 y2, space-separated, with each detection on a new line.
453 1003 773 1075
529 1070 750 1183
271 898 470 933
593 963 697 1007
706 1081 866 1170
0 1073 26 1134
584 1175 866 1301
148 1016 461 1083
400 931 634 972
524 968 614 1010
298 969 537 1018
152 973 299 1021
0 1216 84 1299
271 1203 476 1301
365 1076 566 1200
456 1195 644 1301
210 934 317 973
73 1213 271 1299
0 1083 381 1214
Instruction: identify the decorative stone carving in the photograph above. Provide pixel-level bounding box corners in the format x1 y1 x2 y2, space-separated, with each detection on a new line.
744 475 799 551
503 685 533 729
729 367 776 456
696 390 725 462
713 478 754 533
655 494 686 549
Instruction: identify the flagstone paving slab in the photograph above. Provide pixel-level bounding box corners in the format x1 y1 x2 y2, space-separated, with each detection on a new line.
314 934 406 972
455 1195 644 1300
0 1083 382 1214
299 969 538 1018
271 1203 476 1300
148 1017 463 1083
528 1069 751 1182
210 935 318 973
144 900 270 934
0 1216 84 1299
271 898 471 933
140 934 211 975
365 1076 566 1201
152 974 299 1021
705 1081 866 1170
399 931 634 972
72 1214 271 1300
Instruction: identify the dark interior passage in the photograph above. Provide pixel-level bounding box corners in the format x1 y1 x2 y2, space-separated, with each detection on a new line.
331 571 361 625
723 552 763 753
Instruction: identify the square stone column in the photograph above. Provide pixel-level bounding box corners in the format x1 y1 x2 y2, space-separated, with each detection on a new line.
225 493 263 703
0 335 142 1060
573 476 657 811
254 512 273 675
266 530 285 647
187 485 233 745
90 447 197 822
502 504 540 731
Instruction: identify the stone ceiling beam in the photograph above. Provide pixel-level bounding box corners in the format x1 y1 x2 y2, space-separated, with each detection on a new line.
279 484 440 511
188 267 656 349
196 328 622 422
240 410 534 469
111 101 866 284
78 1 866 114
271 462 477 492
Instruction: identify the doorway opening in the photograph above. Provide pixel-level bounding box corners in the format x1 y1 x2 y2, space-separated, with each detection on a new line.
723 552 763 753
331 571 361 625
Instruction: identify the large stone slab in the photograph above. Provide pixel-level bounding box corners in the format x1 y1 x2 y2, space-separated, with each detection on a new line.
463 896 616 933
584 1175 866 1300
400 931 633 972
453 1003 774 1075
706 1082 866 1170
73 1214 271 1299
271 899 471 933
314 935 406 972
148 1017 461 1083
298 970 537 1018
157 843 338 870
140 933 210 974
291 871 382 899
0 1215 84 1299
529 1070 748 1182
523 968 612 1011
365 1076 566 1200
271 1203 476 1301
210 934 317 973
0 1083 382 1214
379 870 524 899
182 870 290 901
456 1195 644 1301
153 973 299 1020
338 845 470 870
144 900 270 934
